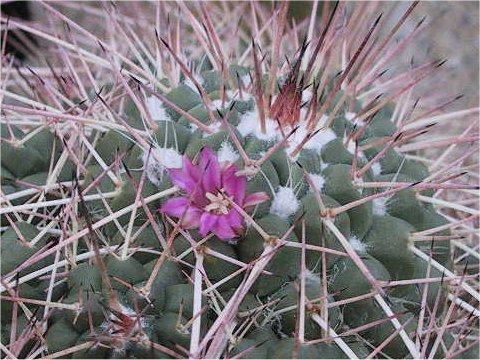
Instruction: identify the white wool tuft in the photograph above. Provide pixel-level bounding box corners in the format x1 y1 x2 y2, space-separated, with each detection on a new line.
270 186 300 219
284 115 337 159
297 115 336 153
142 147 182 186
345 112 357 121
228 89 253 103
145 96 171 122
305 269 321 284
186 125 197 133
183 78 197 92
345 111 366 126
217 141 240 164
240 74 252 87
308 173 326 192
183 75 203 94
345 140 367 163
299 108 308 122
199 121 223 137
302 89 314 102
346 140 356 155
237 109 336 159
240 93 254 102
372 197 389 216
349 236 368 253
318 114 330 128
237 108 278 141
225 90 253 107
358 151 367 162
209 99 226 110
371 163 382 176
303 127 337 153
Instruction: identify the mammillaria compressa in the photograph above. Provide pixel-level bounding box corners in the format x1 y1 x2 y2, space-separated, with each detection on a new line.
0 1 479 359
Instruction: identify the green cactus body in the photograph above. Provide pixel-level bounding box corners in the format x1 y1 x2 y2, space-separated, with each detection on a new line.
270 280 341 339
237 214 300 296
1 3 475 359
294 193 350 269
363 215 416 288
267 338 347 359
322 164 373 239
0 65 461 358
154 311 191 349
45 318 80 354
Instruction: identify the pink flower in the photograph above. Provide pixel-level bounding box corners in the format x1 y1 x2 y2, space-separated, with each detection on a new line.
160 147 269 239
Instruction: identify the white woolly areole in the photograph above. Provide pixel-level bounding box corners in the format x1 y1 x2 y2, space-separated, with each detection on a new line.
183 78 197 92
302 89 314 102
308 173 326 192
199 121 223 137
270 114 337 160
209 99 226 110
145 96 171 122
240 74 252 87
345 112 357 121
217 141 239 164
183 75 203 94
238 108 336 159
345 139 367 163
226 90 235 99
270 186 300 219
349 236 368 253
345 111 366 127
305 269 321 285
228 88 253 103
371 163 382 176
286 115 337 158
372 196 389 216
237 108 278 141
302 127 337 152
142 147 182 186
346 140 356 155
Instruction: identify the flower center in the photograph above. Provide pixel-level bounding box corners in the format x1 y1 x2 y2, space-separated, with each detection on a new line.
204 190 231 215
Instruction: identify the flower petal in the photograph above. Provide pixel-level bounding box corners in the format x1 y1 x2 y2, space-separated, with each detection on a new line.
181 207 203 229
199 147 221 193
184 156 201 183
199 212 237 239
211 217 237 239
243 192 269 208
199 213 219 237
226 209 243 229
160 197 190 217
168 167 198 193
169 156 207 206
222 164 246 204
160 197 201 228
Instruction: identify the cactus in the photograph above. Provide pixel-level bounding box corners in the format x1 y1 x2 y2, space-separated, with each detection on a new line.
1 1 478 359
